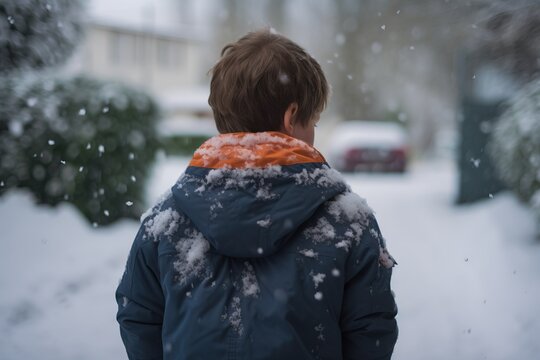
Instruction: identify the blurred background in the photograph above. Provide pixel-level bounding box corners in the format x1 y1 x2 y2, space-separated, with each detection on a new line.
0 0 539 359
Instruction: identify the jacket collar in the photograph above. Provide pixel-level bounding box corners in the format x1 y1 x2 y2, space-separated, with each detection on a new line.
189 132 326 169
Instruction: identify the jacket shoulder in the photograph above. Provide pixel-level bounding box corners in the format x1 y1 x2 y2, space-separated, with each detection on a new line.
298 191 395 276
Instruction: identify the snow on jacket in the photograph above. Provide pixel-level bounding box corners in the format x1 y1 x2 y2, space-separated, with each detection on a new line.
116 132 398 360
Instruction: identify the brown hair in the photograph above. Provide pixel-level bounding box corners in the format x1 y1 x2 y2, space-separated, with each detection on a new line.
208 29 329 133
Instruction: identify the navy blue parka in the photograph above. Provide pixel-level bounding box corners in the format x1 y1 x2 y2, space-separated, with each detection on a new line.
116 132 398 360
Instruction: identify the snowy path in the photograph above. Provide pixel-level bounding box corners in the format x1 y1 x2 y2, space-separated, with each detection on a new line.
348 161 539 360
0 190 138 360
0 158 537 360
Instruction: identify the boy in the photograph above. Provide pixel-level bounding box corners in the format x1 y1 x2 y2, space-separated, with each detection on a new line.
116 29 398 360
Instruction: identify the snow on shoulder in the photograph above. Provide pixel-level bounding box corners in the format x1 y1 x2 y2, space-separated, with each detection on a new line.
300 190 378 252
303 217 336 243
321 191 396 268
144 208 182 241
327 191 373 224
140 188 173 223
174 228 210 284
241 262 260 297
293 165 348 189
138 188 188 243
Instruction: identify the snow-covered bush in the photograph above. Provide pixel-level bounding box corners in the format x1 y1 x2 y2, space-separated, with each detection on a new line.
0 0 83 73
490 79 540 229
0 74 161 225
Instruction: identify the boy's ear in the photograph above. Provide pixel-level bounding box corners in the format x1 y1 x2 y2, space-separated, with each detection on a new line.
282 103 298 135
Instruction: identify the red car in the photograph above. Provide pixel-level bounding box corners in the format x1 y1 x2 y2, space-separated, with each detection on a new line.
327 121 408 173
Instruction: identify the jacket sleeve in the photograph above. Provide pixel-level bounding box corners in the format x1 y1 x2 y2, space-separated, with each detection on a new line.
116 226 164 360
340 215 398 360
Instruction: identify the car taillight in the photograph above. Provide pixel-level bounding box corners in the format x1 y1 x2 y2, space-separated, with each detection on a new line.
345 148 362 159
391 148 406 158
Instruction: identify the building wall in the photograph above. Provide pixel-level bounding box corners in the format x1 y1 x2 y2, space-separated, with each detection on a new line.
70 23 202 97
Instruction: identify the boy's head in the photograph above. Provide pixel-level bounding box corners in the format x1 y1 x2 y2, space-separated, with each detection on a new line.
208 29 329 143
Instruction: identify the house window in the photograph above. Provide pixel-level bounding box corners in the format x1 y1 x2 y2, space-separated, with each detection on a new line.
109 31 122 64
109 31 137 65
157 39 171 67
172 43 184 67
137 35 148 66
157 40 185 68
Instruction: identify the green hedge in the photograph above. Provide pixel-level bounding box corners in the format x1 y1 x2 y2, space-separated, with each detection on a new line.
0 0 83 74
0 74 160 226
161 134 210 156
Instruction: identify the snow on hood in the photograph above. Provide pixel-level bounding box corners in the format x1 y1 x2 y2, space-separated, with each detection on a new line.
171 132 348 258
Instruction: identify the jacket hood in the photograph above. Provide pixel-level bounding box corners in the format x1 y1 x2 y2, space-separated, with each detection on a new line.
172 132 348 258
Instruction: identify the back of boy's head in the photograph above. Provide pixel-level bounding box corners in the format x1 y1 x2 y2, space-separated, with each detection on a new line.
209 29 329 134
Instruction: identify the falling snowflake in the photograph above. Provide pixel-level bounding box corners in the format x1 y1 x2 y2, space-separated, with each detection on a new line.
470 158 481 168
27 98 37 107
278 72 290 85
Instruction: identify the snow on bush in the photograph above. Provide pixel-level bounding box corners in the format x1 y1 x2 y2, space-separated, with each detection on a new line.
490 79 540 231
0 74 161 225
0 0 83 73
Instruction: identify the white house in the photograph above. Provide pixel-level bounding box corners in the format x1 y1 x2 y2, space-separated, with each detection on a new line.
64 1 215 137
68 18 204 98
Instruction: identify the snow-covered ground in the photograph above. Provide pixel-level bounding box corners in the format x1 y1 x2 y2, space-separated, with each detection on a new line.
354 161 539 360
0 157 537 360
